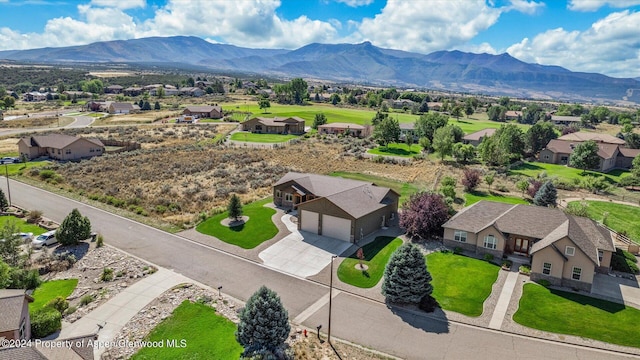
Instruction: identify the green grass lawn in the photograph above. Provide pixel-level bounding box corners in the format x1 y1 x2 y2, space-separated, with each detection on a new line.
368 143 423 157
426 252 499 317
0 215 46 235
229 132 299 143
449 118 530 134
196 198 278 249
464 191 529 206
132 300 242 360
330 171 421 205
509 161 630 184
337 236 402 288
3 161 51 176
514 283 640 348
29 279 79 311
570 200 640 243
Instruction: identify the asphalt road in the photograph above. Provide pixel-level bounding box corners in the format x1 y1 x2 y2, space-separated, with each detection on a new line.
3 178 638 360
0 114 94 137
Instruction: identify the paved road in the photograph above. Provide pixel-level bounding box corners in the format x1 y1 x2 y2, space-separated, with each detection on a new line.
3 178 639 360
65 115 95 128
0 114 95 137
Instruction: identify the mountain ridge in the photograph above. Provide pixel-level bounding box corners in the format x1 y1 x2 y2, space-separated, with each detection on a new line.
0 36 638 104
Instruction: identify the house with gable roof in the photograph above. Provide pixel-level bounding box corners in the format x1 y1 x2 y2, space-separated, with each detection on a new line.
18 134 104 161
442 201 616 291
273 172 399 242
0 289 33 341
241 117 305 135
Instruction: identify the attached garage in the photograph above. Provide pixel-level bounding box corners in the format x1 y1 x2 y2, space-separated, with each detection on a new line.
322 215 352 242
300 210 319 234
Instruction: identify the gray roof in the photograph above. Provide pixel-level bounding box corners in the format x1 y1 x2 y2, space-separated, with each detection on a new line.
0 289 31 333
21 134 104 150
109 102 135 111
275 172 397 218
246 116 304 127
0 347 47 360
318 122 366 130
495 205 568 239
544 139 621 159
441 201 514 233
558 132 626 145
551 115 581 122
463 128 496 141
184 105 221 113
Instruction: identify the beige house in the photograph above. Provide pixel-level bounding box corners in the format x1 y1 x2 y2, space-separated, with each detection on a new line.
182 105 222 119
108 102 139 114
442 201 615 291
539 137 640 172
241 117 305 135
317 122 372 138
273 172 399 243
550 115 582 126
18 134 105 161
463 128 496 146
0 289 33 341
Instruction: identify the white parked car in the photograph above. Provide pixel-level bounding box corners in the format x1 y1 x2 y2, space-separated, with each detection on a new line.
16 232 34 243
32 230 57 248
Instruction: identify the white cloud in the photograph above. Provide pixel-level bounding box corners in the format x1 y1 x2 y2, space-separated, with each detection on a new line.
507 0 545 15
459 42 498 54
350 0 501 53
507 10 640 77
334 0 374 7
90 0 146 9
568 0 640 11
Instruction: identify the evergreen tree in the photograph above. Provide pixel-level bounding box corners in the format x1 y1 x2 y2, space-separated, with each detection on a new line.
382 243 433 304
154 101 161 110
236 286 290 355
0 189 8 212
56 209 91 246
228 194 243 221
533 181 557 207
312 113 327 129
142 101 151 111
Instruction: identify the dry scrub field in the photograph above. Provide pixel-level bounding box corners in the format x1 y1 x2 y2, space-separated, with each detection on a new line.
92 110 182 125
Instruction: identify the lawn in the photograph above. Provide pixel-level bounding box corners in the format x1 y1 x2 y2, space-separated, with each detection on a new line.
426 252 499 317
29 279 79 311
448 117 530 134
3 161 51 176
229 132 299 143
509 161 630 184
337 236 403 288
368 143 422 158
196 198 278 249
513 283 640 348
570 200 640 243
0 215 46 235
132 300 243 360
464 191 529 206
330 171 421 205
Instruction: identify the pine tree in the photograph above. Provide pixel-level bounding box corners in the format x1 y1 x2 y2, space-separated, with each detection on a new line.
0 189 8 212
236 286 290 355
382 243 433 304
533 180 557 207
227 194 243 221
56 209 91 246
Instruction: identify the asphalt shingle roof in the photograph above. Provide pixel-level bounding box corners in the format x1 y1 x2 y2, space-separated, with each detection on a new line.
0 289 31 333
22 134 104 150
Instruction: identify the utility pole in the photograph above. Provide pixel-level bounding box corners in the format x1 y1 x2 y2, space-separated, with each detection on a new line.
4 163 11 207
328 255 337 343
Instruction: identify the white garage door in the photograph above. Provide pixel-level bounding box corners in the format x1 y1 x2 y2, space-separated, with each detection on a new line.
300 210 319 234
322 215 352 242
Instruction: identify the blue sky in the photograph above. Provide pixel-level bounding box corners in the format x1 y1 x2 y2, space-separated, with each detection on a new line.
0 0 639 78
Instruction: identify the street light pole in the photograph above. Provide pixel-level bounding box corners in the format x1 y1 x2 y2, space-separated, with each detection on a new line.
328 255 337 344
4 163 11 207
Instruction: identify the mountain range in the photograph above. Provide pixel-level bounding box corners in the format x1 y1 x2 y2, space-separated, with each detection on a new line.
1 36 638 104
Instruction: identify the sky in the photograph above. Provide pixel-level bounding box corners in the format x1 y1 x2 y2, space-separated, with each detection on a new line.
0 0 639 78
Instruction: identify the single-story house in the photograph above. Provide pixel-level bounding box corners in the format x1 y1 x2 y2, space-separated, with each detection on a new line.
179 87 205 97
551 115 582 126
390 99 415 109
273 172 399 243
86 101 112 112
241 117 305 135
123 87 143 97
108 102 139 114
505 110 523 121
22 92 47 102
0 289 33 341
182 105 222 119
442 201 615 291
399 123 417 141
427 102 443 111
104 85 123 94
557 132 625 145
18 134 105 161
317 122 372 138
539 139 639 172
148 87 180 96
463 128 497 146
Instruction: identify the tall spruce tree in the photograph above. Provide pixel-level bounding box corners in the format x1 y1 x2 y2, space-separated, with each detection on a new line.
56 209 91 246
533 180 557 207
227 194 243 221
382 243 433 304
0 188 8 212
236 286 290 355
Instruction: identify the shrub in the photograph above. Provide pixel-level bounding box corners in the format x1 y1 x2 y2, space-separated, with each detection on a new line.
31 307 62 338
440 176 456 187
96 234 104 247
453 246 463 255
564 201 589 217
80 294 94 306
612 248 639 274
619 176 640 187
101 267 114 282
440 184 456 200
537 279 551 287
46 296 69 314
399 192 450 239
56 209 91 246
27 210 43 224
483 253 494 262
519 265 531 275
64 306 77 315
462 168 481 192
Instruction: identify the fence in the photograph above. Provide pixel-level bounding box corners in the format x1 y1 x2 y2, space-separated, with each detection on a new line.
101 139 141 153
225 138 298 149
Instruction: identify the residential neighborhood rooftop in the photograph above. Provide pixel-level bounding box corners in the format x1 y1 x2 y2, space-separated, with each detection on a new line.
557 132 626 144
463 128 496 141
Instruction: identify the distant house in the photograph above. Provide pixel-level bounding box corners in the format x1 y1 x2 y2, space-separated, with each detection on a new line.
104 85 123 94
390 99 415 109
86 101 112 112
18 134 105 161
273 172 399 242
123 87 143 97
442 201 615 292
505 110 522 121
179 87 205 97
427 102 443 111
182 105 222 119
0 289 33 341
557 132 625 145
551 115 582 126
108 102 139 114
22 92 47 102
399 123 417 141
148 87 180 96
317 122 372 138
241 117 305 135
463 128 496 146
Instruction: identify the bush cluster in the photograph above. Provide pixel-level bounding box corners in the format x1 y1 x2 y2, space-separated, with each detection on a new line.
31 307 62 338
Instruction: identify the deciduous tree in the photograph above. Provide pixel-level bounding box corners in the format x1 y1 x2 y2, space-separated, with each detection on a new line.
526 121 557 154
399 192 450 239
258 98 270 113
373 117 401 146
569 140 600 173
462 169 482 192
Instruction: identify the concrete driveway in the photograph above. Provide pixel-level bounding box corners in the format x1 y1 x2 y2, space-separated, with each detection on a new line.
259 214 352 278
591 273 640 308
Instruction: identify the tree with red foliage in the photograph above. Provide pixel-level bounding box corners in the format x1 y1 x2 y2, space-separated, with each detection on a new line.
400 192 450 239
462 168 482 192
526 179 543 198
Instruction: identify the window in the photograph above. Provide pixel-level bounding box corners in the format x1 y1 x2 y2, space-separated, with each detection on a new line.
275 190 282 198
483 235 497 250
542 262 552 275
454 230 467 243
572 267 582 280
544 155 550 160
65 149 71 154
598 250 604 263
90 148 95 153
284 193 293 202
565 246 575 256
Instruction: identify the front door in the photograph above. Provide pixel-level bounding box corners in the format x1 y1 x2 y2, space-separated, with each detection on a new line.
514 238 530 255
